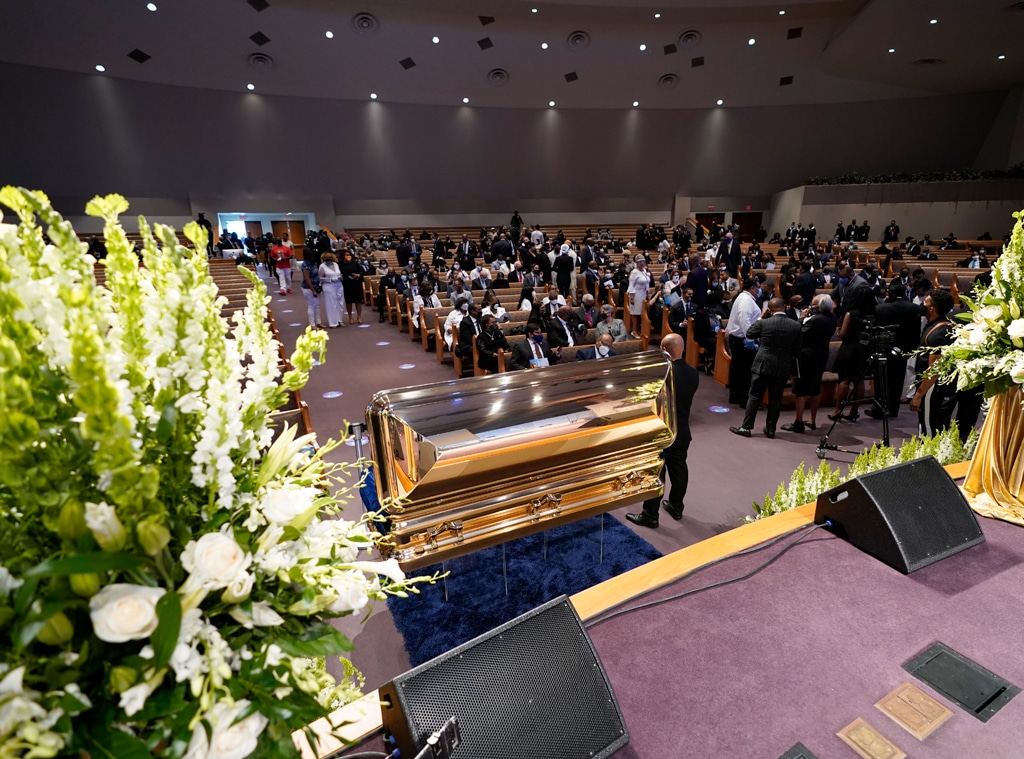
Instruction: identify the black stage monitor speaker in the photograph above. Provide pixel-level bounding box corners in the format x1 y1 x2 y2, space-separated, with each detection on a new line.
379 595 628 759
814 456 985 574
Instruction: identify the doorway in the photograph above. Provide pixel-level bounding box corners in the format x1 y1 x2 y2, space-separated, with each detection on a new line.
272 220 307 260
731 212 763 243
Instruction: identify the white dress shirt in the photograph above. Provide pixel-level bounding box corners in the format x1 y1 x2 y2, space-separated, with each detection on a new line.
725 290 762 338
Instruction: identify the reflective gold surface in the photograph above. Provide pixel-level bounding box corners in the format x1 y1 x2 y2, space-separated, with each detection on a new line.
366 352 675 569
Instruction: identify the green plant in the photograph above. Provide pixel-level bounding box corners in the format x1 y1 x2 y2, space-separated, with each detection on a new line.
749 424 977 520
804 163 1024 186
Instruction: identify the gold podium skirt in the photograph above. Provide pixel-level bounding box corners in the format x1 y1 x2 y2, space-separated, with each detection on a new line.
964 385 1024 525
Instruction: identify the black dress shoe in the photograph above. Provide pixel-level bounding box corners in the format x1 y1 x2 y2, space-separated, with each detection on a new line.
781 421 805 433
729 426 752 438
662 500 684 521
625 512 659 529
763 427 776 439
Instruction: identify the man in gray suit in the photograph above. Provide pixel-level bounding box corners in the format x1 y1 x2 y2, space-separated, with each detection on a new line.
730 298 803 439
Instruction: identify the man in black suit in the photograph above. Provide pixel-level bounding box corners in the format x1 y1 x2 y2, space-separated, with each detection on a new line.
883 220 901 244
871 283 923 420
716 232 742 277
509 322 562 370
626 333 699 528
456 235 477 270
456 303 483 375
668 287 697 336
576 333 618 361
491 232 514 263
731 298 803 439
553 244 576 296
547 305 584 349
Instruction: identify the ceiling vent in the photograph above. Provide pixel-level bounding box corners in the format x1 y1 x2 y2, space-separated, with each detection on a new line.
399 57 416 70
478 37 494 50
658 73 679 91
664 44 677 55
127 48 151 64
479 16 495 25
913 58 945 66
487 68 510 87
351 12 380 36
677 29 703 49
787 27 803 39
564 71 578 82
565 30 591 51
247 52 276 71
247 0 269 11
779 75 794 86
691 56 705 68
249 31 270 46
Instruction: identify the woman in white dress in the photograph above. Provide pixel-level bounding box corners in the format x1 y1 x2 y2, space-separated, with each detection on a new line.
627 256 650 338
412 282 443 328
318 252 346 328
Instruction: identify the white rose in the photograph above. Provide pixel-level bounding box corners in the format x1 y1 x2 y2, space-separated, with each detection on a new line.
1008 318 1024 339
119 682 154 717
979 304 1004 322
184 700 268 759
967 324 988 346
221 572 253 604
251 602 285 627
89 584 165 643
84 501 127 552
182 530 251 591
260 484 319 526
326 571 372 614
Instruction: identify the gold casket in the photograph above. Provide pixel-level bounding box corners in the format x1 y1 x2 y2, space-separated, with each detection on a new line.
365 351 676 569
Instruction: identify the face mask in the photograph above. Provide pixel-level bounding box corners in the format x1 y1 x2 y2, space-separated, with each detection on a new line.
401 275 407 282
757 288 763 298
839 277 850 286
597 345 610 357
454 265 460 270
460 304 469 313
532 333 545 344
672 276 680 283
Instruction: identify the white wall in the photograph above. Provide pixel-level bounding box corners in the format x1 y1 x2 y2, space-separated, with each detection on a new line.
766 186 806 237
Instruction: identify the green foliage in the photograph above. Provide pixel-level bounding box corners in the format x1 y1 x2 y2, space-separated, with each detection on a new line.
750 424 977 520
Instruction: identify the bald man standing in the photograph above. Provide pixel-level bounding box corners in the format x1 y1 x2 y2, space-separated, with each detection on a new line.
626 333 700 529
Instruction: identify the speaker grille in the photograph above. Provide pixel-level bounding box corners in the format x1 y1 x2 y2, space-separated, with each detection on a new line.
383 597 627 758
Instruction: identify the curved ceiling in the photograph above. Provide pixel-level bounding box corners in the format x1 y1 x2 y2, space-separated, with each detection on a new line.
0 0 1022 109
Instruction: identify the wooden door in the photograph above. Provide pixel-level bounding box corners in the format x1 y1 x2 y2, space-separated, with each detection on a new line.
244 221 263 240
271 220 307 260
730 212 763 243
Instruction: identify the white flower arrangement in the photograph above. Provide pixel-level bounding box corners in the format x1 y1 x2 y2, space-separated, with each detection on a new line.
931 209 1024 395
0 189 434 758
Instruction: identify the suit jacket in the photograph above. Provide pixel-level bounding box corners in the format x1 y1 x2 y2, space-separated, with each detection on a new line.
669 359 700 447
477 328 511 368
547 317 582 349
876 298 924 352
573 305 600 329
491 239 514 261
746 313 803 379
509 337 560 371
576 345 618 361
457 316 481 357
553 253 575 283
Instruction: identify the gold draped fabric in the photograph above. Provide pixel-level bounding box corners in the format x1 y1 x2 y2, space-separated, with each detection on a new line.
964 385 1024 525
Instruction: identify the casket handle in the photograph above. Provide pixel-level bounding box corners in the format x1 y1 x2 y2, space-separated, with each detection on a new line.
527 493 563 521
417 520 465 554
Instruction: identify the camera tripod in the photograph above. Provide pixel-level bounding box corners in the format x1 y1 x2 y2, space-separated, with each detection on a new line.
816 346 893 459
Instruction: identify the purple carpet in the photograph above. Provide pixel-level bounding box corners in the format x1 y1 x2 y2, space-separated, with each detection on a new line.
587 516 1024 758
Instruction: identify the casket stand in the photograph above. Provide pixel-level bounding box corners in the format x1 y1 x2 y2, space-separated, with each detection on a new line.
366 352 676 570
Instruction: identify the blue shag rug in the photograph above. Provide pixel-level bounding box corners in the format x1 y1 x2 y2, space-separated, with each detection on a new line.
385 514 662 667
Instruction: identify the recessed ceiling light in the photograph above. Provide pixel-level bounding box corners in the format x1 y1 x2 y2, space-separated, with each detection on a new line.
541 42 548 49
716 99 723 105
146 2 157 10
548 100 555 107
531 8 538 13
325 30 334 39
95 64 106 72
779 9 786 15
888 47 896 53
370 93 378 100
632 101 639 107
654 13 661 19
463 97 470 104
998 54 1006 60
748 38 756 45
639 44 647 51
432 36 440 44
246 83 255 91
929 18 938 24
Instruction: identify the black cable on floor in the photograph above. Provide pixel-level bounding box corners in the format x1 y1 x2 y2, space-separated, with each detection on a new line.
585 522 826 629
